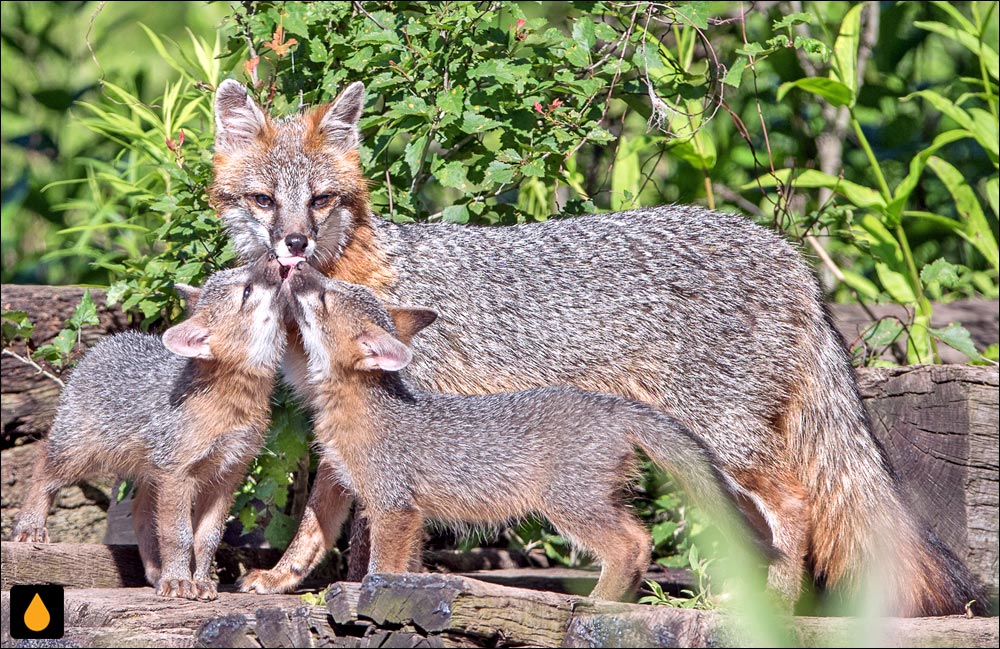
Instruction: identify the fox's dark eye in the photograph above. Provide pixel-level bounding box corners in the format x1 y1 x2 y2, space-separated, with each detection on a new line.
252 194 274 209
310 194 333 209
242 284 253 305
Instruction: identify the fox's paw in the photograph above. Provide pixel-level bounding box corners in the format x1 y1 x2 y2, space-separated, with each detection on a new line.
11 525 49 543
144 566 162 588
238 568 299 594
156 578 200 600
194 579 218 601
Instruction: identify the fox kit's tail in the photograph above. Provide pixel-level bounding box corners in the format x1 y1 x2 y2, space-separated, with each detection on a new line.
790 313 985 616
624 408 750 545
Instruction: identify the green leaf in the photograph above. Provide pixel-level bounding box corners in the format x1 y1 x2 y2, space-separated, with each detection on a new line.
830 3 864 100
863 318 904 348
887 129 971 226
914 20 999 80
930 323 980 359
772 12 813 30
752 169 885 209
435 87 464 115
1 310 34 344
434 161 472 191
264 510 296 549
571 17 596 51
723 56 747 88
441 204 469 223
840 270 880 300
920 258 963 288
986 177 999 219
68 290 100 330
404 135 428 176
926 156 1000 271
460 111 502 134
906 90 998 161
907 313 935 364
611 135 646 211
777 78 853 107
483 160 515 185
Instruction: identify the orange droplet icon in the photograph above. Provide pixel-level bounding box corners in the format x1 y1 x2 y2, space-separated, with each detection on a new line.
24 592 50 632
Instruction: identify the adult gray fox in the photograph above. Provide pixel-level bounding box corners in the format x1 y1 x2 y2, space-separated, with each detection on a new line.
11 256 287 600
281 261 746 601
213 79 983 615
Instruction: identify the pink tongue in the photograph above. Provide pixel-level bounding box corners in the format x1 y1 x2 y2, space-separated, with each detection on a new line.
278 256 306 267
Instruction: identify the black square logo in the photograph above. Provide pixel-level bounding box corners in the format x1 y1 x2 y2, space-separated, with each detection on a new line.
8 585 64 640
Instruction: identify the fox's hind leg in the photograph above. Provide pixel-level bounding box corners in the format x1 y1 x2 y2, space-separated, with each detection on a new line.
548 507 652 601
11 443 65 543
131 480 161 586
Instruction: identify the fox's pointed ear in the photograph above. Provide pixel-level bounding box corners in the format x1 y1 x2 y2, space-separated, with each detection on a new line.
387 306 438 345
354 326 412 372
163 318 213 360
173 283 202 315
215 79 266 154
318 81 365 150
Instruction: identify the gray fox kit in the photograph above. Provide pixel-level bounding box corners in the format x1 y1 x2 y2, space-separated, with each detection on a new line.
281 262 743 601
11 256 287 600
215 79 984 614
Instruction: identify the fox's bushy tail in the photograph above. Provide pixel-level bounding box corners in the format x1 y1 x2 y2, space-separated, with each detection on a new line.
790 314 985 616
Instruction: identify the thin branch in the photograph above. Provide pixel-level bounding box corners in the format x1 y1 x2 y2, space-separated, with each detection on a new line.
352 1 386 30
2 348 65 389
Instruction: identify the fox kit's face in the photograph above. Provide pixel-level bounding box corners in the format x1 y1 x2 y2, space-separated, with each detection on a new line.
163 255 288 371
210 80 368 273
283 263 436 383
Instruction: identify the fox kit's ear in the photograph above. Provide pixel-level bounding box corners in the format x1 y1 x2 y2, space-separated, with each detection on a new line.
354 326 412 372
318 81 365 150
387 306 438 345
215 79 266 155
173 283 202 314
163 319 213 360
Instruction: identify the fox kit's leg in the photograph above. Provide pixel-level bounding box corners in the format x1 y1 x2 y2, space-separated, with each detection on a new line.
154 473 200 600
190 466 248 600
367 508 424 574
11 443 65 543
239 462 354 593
131 480 161 586
548 506 652 602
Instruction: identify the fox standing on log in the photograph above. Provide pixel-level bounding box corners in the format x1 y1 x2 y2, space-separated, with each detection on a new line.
212 78 984 615
280 261 746 601
11 256 287 600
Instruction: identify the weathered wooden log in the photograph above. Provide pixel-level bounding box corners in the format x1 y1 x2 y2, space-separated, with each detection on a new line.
1 285 130 444
0 542 282 591
859 365 999 598
0 542 692 599
5 575 995 648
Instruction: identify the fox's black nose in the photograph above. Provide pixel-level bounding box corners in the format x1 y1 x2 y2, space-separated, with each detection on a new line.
285 233 308 255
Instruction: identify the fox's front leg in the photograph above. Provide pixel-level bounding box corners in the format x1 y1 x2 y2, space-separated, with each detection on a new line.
154 474 200 600
239 462 354 593
190 465 248 600
368 507 424 574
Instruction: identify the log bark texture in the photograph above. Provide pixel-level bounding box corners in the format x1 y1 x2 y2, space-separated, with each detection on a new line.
1 285 130 444
858 365 999 598
2 574 996 648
